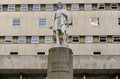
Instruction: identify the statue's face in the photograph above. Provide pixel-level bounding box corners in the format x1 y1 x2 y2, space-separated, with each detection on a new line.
57 2 63 9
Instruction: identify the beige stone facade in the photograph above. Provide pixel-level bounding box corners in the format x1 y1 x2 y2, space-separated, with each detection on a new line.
0 0 120 79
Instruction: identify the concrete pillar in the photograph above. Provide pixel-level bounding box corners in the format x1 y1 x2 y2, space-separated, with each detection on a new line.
83 75 86 79
47 47 73 79
20 74 22 79
116 75 118 79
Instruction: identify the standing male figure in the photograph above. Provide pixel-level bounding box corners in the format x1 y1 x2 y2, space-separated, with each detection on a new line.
50 2 70 46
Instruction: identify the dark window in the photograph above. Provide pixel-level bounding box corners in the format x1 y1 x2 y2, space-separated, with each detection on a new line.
93 52 101 55
114 36 120 42
73 36 79 42
10 52 18 55
100 36 106 43
118 18 120 25
37 52 45 55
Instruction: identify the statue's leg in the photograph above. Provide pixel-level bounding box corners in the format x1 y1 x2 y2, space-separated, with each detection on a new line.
63 32 67 45
56 30 60 45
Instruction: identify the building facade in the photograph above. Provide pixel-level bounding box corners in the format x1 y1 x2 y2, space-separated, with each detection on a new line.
0 0 120 79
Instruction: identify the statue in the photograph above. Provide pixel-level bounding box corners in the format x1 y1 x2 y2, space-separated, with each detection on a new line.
49 2 70 47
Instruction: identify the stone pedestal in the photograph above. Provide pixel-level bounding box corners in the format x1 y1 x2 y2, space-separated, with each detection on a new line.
47 47 73 79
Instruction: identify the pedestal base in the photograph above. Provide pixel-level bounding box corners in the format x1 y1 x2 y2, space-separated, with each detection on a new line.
47 47 73 79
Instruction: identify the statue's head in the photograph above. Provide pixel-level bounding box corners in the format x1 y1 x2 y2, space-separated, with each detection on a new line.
57 2 64 9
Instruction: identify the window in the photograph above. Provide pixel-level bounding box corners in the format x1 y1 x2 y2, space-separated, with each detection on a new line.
46 4 53 10
26 36 31 43
13 36 18 44
107 36 113 43
85 36 93 43
93 52 101 55
31 36 39 43
79 4 84 10
37 52 45 55
63 4 66 9
67 36 72 43
39 36 45 43
5 36 12 43
0 5 3 11
105 3 110 10
10 52 18 55
93 36 99 43
114 36 120 43
90 17 99 26
28 4 33 11
100 36 106 43
72 36 79 42
66 4 71 11
71 4 79 10
92 4 97 10
84 4 92 10
0 36 4 43
33 4 40 11
39 18 46 26
18 36 26 43
45 36 52 43
98 4 105 9
3 5 8 11
8 5 15 11
118 18 120 25
13 19 20 26
21 4 28 11
111 3 118 9
15 5 20 11
80 36 85 43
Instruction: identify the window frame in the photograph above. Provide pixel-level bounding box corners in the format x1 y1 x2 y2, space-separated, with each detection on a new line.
46 4 53 10
113 36 120 43
18 36 26 43
111 3 118 10
5 36 13 43
98 4 105 10
33 4 40 11
8 5 15 11
118 18 120 25
31 36 39 43
63 4 66 9
45 36 52 43
84 4 92 10
85 36 93 43
72 36 79 42
13 19 20 26
0 5 3 11
90 17 100 26
71 4 79 10
39 18 47 26
100 36 107 43
21 4 28 11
